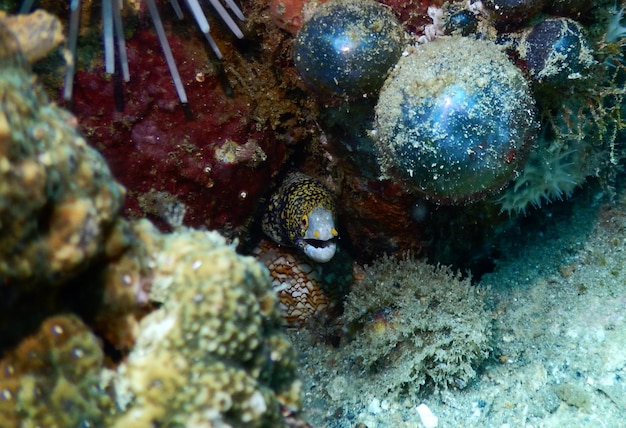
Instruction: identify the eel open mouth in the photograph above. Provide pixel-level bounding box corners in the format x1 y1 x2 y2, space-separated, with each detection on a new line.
300 238 337 263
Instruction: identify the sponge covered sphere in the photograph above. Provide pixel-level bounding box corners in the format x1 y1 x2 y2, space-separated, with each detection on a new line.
293 0 406 97
374 37 538 203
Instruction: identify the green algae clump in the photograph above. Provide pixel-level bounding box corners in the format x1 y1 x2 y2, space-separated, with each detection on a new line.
341 255 492 396
111 222 301 427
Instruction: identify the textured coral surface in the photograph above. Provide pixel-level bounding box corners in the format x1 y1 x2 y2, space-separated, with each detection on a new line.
0 22 124 287
111 224 301 427
0 314 115 428
0 19 127 352
0 12 304 426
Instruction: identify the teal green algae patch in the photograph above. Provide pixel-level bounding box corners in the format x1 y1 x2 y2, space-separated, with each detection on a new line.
342 256 493 395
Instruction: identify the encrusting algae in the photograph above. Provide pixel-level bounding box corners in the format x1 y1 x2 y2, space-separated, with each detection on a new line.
290 254 493 424
0 15 303 428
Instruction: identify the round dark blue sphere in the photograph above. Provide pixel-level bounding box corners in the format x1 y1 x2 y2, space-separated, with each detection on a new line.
374 37 538 203
445 10 478 36
522 18 594 86
484 0 546 25
293 0 406 97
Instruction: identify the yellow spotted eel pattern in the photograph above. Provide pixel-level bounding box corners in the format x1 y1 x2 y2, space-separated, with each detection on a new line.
262 171 337 248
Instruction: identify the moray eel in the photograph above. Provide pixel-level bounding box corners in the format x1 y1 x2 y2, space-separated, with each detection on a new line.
262 172 338 263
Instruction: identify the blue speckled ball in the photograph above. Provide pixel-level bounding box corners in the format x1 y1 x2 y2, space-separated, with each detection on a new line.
293 0 406 97
374 36 538 203
484 0 546 25
444 10 478 36
522 18 595 86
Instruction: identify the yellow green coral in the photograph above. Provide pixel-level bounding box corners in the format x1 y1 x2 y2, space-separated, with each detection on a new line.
109 222 301 427
0 219 303 427
0 314 115 428
0 19 124 287
0 18 302 427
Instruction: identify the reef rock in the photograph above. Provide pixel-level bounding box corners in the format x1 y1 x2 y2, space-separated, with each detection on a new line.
0 17 303 427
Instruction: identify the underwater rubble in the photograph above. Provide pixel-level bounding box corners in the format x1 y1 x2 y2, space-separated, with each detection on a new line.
1 0 626 427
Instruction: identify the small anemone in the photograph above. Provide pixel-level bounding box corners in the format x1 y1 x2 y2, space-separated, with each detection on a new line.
18 0 245 105
606 4 626 43
497 144 585 216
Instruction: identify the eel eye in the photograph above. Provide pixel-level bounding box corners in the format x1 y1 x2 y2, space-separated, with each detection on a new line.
301 215 308 228
331 227 339 237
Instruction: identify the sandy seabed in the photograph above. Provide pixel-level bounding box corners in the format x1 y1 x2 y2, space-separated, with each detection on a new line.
291 179 626 428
